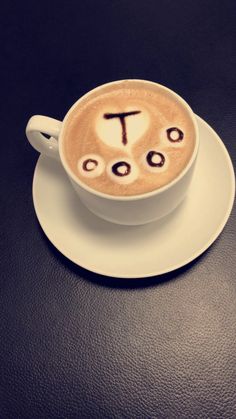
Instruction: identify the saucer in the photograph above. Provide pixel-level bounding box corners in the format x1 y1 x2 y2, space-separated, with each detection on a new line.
32 116 235 278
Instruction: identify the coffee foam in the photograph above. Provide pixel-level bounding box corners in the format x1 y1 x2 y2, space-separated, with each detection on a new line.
141 150 169 173
77 154 105 178
63 84 196 196
159 126 185 148
95 105 150 152
106 158 139 184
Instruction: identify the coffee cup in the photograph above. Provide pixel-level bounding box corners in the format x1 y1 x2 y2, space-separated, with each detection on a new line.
26 79 199 225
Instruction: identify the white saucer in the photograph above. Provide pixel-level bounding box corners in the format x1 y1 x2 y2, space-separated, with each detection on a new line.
33 116 235 278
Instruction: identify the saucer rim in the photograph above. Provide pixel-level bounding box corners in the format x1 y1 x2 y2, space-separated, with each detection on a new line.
32 115 235 279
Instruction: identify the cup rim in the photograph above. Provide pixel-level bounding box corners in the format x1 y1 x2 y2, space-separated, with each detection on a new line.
59 79 199 202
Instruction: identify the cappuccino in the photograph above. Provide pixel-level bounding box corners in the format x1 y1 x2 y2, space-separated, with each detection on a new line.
63 82 195 196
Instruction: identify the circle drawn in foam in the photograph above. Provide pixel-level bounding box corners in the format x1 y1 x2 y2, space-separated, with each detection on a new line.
160 126 185 148
107 158 139 184
167 127 184 142
146 151 165 167
77 154 105 178
112 161 131 177
142 150 169 173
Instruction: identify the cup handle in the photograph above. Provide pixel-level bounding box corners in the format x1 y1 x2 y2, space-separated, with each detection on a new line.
26 115 62 160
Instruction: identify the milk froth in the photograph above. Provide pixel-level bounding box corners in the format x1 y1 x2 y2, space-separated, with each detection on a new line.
63 82 195 196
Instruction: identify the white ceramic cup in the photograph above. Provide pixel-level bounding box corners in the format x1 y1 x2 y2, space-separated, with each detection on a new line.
26 79 199 225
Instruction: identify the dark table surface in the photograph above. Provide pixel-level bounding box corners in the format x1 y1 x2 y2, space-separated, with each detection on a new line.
1 1 236 418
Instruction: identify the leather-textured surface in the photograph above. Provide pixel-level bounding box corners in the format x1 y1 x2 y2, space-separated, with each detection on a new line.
1 1 236 418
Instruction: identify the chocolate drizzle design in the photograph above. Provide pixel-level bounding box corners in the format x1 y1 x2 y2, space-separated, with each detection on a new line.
83 158 98 172
166 127 184 142
103 110 141 145
146 151 165 167
112 161 131 177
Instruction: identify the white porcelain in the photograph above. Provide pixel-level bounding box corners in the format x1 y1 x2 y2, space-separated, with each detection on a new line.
26 79 199 225
32 116 235 278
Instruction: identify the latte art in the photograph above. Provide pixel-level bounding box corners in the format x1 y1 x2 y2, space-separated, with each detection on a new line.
77 154 105 178
166 127 184 142
103 110 141 146
96 106 150 151
112 161 131 176
64 82 195 196
107 158 139 185
146 151 165 167
142 150 169 173
83 159 98 171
